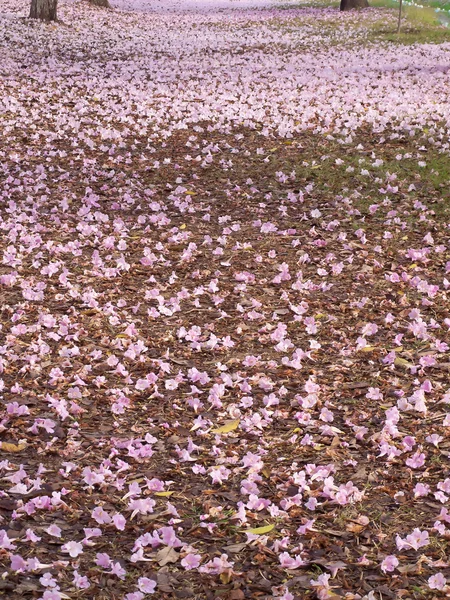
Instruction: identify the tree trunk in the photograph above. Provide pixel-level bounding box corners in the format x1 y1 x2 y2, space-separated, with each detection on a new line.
88 0 111 7
340 0 369 10
29 0 58 20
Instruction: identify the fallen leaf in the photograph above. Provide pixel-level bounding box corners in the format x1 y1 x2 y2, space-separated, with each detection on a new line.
346 522 364 534
313 559 347 575
397 563 418 574
211 419 240 434
394 357 414 369
220 571 232 584
156 546 179 567
320 529 350 538
156 573 173 593
224 542 248 553
244 524 275 535
342 382 370 390
228 590 245 600
0 442 27 453
286 576 311 589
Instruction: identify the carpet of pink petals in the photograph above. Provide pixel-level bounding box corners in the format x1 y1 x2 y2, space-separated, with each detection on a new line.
1 0 450 598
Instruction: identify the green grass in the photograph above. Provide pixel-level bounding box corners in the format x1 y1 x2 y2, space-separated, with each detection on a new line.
282 0 450 44
367 4 450 43
379 27 450 43
371 0 442 22
251 132 450 227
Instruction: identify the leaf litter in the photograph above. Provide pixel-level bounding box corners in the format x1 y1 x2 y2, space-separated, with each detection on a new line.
1 0 450 598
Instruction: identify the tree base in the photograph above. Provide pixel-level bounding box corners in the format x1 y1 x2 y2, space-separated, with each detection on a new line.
340 0 369 10
29 0 58 21
87 0 112 7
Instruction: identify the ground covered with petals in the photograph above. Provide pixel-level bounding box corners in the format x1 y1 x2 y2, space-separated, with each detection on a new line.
1 0 450 598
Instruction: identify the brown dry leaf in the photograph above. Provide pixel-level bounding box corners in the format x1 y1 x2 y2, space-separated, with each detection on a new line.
397 563 418 574
286 576 311 589
313 559 347 575
321 529 350 538
156 546 179 567
353 466 367 481
156 573 173 593
223 543 248 553
346 522 364 534
228 590 245 600
342 381 370 390
395 591 413 599
347 515 370 532
0 442 27 453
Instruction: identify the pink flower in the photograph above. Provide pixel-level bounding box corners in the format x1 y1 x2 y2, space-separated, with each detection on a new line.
428 573 447 590
42 592 62 600
146 478 164 492
405 451 426 469
199 554 234 574
83 527 102 542
61 541 83 558
381 555 398 573
73 570 90 589
413 483 430 497
112 513 126 531
361 322 378 336
311 574 332 600
25 529 41 542
279 552 306 569
92 507 112 525
426 434 443 447
396 528 429 551
137 577 157 593
40 573 57 588
159 526 182 547
181 553 202 570
10 554 26 572
95 553 111 568
319 408 334 423
279 591 294 600
209 466 231 485
110 561 126 580
0 531 16 550
128 498 156 516
366 387 383 400
46 524 62 538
